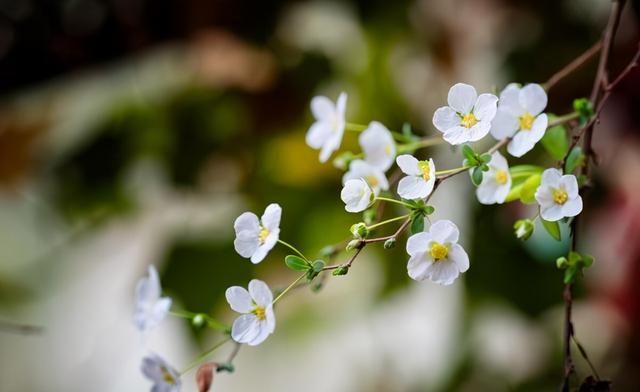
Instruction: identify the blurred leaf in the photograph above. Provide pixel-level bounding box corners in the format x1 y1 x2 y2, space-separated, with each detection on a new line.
541 218 561 241
565 146 585 174
410 214 424 234
285 255 310 271
541 121 568 160
471 167 483 186
520 173 541 204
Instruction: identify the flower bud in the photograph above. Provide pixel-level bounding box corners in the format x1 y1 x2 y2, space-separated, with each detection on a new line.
383 238 396 249
332 266 349 276
513 219 534 241
350 222 369 238
196 362 217 392
346 239 362 251
192 314 206 328
556 257 569 269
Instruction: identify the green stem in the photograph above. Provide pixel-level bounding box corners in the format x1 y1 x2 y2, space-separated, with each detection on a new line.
367 214 411 230
375 196 415 209
397 137 444 153
180 338 230 375
169 310 229 332
272 273 307 305
278 239 308 261
548 111 580 127
345 122 412 142
435 166 471 176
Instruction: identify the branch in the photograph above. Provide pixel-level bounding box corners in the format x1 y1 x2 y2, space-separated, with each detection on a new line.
544 40 603 91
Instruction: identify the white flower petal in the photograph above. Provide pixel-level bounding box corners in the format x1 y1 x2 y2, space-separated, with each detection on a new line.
249 279 273 306
360 121 396 172
498 83 524 117
261 203 282 231
427 260 460 285
305 122 331 149
226 286 253 313
319 134 340 163
407 254 432 281
449 243 469 272
541 204 564 222
336 92 348 117
395 154 420 175
473 93 498 121
310 96 334 120
234 212 260 235
231 314 261 344
490 109 519 140
561 174 580 198
443 125 471 145
507 129 536 157
541 168 562 187
136 265 161 305
534 186 554 207
429 220 459 244
433 106 460 133
476 181 502 204
520 83 547 116
448 83 477 113
561 197 583 217
151 297 172 325
490 151 509 171
234 230 259 259
265 304 276 332
247 323 271 346
397 176 430 200
468 120 492 141
250 242 273 264
341 179 372 213
406 232 431 255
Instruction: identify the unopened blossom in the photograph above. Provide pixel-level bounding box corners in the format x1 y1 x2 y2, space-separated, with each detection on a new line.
306 92 347 163
475 151 511 205
341 178 374 213
433 83 498 145
406 220 469 285
534 168 582 221
490 83 548 157
134 265 172 334
343 159 389 195
359 121 396 171
141 354 181 392
234 203 281 264
396 154 436 200
226 279 276 346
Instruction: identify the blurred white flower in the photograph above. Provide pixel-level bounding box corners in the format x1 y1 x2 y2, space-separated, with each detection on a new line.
406 220 469 285
343 160 389 195
341 178 373 213
433 83 498 145
535 168 582 221
234 203 281 264
476 151 511 205
396 154 436 200
306 92 347 162
226 279 276 346
359 121 396 171
141 354 181 392
490 83 548 157
134 265 172 335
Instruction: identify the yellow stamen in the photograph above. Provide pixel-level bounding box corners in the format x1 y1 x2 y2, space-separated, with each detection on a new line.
418 160 431 181
365 175 379 188
518 113 535 130
384 145 392 156
258 227 270 243
254 306 266 321
160 367 176 384
430 242 449 261
495 170 508 185
461 113 478 128
553 189 568 205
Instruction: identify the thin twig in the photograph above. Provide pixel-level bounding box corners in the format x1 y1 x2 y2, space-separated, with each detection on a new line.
572 335 601 380
544 41 603 91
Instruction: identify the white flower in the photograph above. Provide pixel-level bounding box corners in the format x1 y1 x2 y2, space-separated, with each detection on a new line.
340 178 374 213
226 279 276 346
433 83 498 145
306 92 347 163
359 121 396 171
534 168 582 221
234 203 281 264
475 151 511 205
406 220 470 285
396 154 436 200
141 354 181 392
343 159 389 195
134 265 171 334
490 83 548 157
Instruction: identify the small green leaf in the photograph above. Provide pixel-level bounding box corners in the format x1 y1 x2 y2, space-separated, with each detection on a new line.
541 121 569 160
462 145 476 162
402 122 415 140
383 238 396 249
519 173 541 204
556 256 569 269
564 266 579 284
285 255 310 271
471 166 483 186
312 260 326 272
479 153 491 163
541 218 561 241
332 266 349 276
581 254 594 268
573 98 594 125
480 164 490 172
565 146 585 174
411 214 424 234
423 205 435 215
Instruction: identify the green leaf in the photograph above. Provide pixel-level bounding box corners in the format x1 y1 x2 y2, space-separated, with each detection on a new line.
423 205 435 215
565 146 585 174
462 145 476 162
285 255 310 271
573 98 594 125
479 153 491 163
332 266 349 276
471 166 483 186
581 254 594 268
564 266 579 284
541 218 561 241
519 173 541 204
541 121 569 160
410 214 424 234
312 260 326 272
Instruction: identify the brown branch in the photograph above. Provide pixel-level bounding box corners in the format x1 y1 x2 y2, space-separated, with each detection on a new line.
544 40 603 91
561 284 575 392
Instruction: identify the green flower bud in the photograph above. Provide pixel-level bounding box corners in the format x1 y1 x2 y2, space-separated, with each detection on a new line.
332 266 349 276
350 222 369 238
556 256 569 269
192 314 206 328
384 238 396 249
513 219 534 241
346 239 362 251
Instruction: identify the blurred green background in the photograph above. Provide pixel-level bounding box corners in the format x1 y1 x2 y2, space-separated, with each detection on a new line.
0 0 639 391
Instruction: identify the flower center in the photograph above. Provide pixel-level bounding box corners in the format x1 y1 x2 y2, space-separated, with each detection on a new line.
461 113 478 128
418 160 431 181
160 367 176 385
384 145 392 156
495 170 508 185
258 226 270 244
518 113 535 130
553 189 568 205
365 175 379 188
429 242 449 261
253 306 267 321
